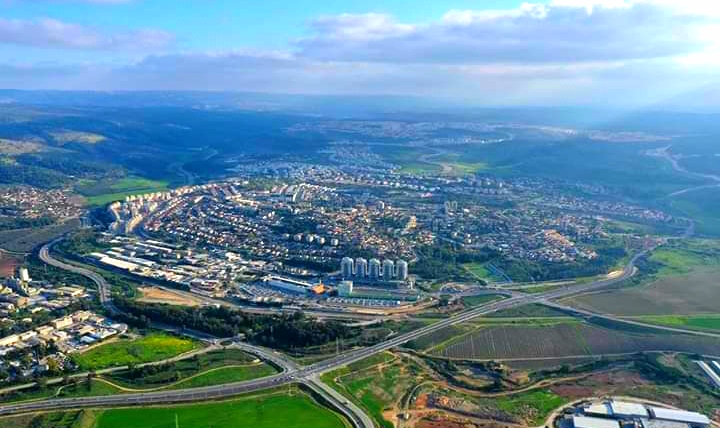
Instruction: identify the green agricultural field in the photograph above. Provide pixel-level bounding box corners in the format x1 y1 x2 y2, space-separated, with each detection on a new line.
72 333 199 370
649 239 720 275
93 390 348 428
637 315 720 332
569 239 720 316
569 267 720 316
76 176 169 206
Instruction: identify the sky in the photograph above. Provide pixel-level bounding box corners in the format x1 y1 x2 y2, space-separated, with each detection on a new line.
0 0 719 110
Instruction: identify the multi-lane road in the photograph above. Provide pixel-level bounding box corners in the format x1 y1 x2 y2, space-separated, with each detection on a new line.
39 239 117 313
0 244 649 424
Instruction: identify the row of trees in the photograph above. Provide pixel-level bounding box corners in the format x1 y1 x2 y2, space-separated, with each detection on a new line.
113 299 357 351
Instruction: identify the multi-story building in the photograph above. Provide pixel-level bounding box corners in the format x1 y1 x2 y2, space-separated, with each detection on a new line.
396 260 409 281
341 257 354 279
383 259 395 280
369 258 381 279
355 258 368 278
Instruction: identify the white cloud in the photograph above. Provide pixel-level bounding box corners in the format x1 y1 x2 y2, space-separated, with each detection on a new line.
0 17 172 50
297 1 717 64
1 0 720 109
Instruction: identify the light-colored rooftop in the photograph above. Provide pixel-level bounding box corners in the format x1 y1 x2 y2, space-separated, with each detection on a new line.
649 408 710 426
574 416 621 428
586 403 612 416
610 401 649 418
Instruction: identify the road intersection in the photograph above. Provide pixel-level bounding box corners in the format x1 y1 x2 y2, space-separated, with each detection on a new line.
0 245 650 426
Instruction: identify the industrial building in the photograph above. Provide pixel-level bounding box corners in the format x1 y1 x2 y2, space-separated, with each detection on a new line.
337 280 353 297
263 275 325 295
569 400 710 428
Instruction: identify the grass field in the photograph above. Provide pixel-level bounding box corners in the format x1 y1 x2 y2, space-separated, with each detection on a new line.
0 379 122 404
462 263 504 282
72 333 199 370
669 188 720 237
323 353 420 428
76 176 169 206
637 315 720 332
93 390 348 428
494 390 567 425
2 351 277 405
0 390 348 428
461 294 505 307
168 364 277 390
106 348 263 389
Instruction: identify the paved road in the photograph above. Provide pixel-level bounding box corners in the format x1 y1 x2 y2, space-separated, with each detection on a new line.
0 247 648 421
39 239 117 314
33 242 376 427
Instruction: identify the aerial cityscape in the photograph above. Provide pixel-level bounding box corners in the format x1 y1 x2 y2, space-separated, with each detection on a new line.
0 1 720 428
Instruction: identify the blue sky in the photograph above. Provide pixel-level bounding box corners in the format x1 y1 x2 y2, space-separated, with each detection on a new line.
1 0 719 109
1 0 518 49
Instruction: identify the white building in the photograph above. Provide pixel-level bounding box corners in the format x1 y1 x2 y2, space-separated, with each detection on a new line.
369 259 381 279
355 258 368 278
396 260 409 281
382 259 395 280
337 281 353 297
341 257 354 279
19 267 31 283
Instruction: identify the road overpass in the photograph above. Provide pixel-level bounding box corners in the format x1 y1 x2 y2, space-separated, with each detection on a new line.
0 246 646 420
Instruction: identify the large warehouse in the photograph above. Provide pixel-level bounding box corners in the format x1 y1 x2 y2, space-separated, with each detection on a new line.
567 400 710 428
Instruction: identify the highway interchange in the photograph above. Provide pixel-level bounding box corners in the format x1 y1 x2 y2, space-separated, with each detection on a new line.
0 242 662 427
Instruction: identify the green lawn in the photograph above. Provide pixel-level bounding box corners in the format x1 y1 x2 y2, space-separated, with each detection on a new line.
93 391 348 428
77 176 169 206
168 364 278 390
106 348 259 389
72 333 199 371
463 262 502 281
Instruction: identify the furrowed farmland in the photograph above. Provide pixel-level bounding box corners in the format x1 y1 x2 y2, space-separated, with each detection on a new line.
431 322 720 360
567 239 720 316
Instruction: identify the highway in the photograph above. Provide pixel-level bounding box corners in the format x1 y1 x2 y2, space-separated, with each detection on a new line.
0 245 648 422
39 239 118 314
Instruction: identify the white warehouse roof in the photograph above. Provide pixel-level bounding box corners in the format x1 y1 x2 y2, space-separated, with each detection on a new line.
610 401 649 418
586 403 611 416
649 408 710 426
574 416 621 428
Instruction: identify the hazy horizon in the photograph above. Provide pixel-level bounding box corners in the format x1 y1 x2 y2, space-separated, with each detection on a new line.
1 0 719 111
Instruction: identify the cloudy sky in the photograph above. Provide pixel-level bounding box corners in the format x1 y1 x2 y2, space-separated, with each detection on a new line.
0 0 719 109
